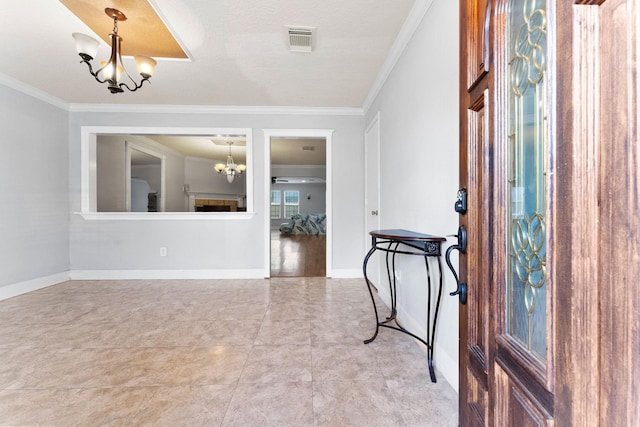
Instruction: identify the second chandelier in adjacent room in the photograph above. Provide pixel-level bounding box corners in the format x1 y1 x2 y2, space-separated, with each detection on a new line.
215 141 246 184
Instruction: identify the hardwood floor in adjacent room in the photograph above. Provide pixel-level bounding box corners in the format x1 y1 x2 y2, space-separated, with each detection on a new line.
271 231 326 277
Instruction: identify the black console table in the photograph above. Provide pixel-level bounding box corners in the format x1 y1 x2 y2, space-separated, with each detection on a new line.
363 229 446 383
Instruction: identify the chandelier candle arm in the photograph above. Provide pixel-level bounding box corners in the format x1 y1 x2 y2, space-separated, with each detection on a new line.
72 8 157 94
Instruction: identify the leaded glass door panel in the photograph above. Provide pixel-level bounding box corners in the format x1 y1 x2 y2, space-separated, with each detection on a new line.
505 0 548 362
493 0 554 423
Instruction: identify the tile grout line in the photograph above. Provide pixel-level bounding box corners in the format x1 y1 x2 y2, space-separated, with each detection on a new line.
218 282 271 426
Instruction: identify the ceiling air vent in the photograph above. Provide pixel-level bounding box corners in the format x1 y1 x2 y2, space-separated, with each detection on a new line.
286 26 315 52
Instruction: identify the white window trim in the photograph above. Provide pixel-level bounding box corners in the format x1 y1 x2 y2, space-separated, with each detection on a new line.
271 190 282 219
283 190 300 217
77 126 255 220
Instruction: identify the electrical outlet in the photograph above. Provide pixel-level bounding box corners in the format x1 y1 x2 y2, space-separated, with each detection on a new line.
159 247 167 257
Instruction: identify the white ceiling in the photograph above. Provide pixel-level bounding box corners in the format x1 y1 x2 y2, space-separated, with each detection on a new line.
0 0 417 108
132 134 326 165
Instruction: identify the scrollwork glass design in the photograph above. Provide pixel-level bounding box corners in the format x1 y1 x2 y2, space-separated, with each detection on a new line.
506 0 548 360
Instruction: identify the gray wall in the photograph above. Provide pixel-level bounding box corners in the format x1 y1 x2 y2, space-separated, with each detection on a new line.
96 135 188 212
0 84 69 293
96 135 126 212
364 0 460 389
271 165 326 180
68 112 365 275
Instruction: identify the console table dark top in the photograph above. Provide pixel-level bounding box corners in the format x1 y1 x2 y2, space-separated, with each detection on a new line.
370 229 446 242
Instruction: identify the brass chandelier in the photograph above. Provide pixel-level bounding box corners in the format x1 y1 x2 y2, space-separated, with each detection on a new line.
72 8 157 94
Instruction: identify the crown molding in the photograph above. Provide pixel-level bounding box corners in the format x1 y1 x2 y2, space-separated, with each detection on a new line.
0 73 68 110
1 0 434 118
67 103 364 116
362 0 436 113
0 72 363 116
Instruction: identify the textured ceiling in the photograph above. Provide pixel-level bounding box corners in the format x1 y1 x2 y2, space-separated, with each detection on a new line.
126 134 326 166
0 0 417 107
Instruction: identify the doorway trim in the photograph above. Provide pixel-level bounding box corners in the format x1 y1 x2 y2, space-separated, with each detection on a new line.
364 112 381 290
364 112 381 245
125 140 166 212
263 129 334 278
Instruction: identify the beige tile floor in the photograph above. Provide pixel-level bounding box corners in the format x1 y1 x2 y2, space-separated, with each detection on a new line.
0 278 457 426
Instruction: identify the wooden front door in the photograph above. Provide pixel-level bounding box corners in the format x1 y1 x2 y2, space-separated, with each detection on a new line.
459 0 639 425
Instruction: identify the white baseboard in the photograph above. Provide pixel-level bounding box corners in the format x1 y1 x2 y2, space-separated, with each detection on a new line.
71 269 364 280
395 303 459 392
434 346 459 392
0 270 363 296
329 269 363 278
376 286 392 307
0 271 70 301
70 269 266 280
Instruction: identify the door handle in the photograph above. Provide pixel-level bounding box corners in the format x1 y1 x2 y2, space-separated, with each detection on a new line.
445 225 467 305
452 224 467 253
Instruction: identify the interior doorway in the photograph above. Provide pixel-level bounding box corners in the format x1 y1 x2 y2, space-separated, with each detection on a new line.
126 142 164 212
364 113 381 288
263 129 333 278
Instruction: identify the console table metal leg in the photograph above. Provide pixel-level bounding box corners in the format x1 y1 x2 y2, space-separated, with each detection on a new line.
423 254 444 383
384 242 400 321
363 245 380 344
424 254 435 381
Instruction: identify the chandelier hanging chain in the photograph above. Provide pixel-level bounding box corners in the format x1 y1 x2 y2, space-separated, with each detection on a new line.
112 14 118 35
